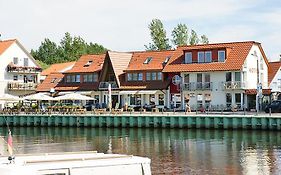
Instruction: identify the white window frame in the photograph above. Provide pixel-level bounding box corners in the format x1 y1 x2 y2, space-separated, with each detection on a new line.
218 50 225 62
198 52 204 63
75 74 80 83
157 72 162 80
127 73 132 81
184 52 192 64
146 72 151 81
205 51 212 63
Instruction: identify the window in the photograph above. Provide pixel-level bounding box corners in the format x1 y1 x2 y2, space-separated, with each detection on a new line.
164 56 171 64
158 94 164 105
226 72 232 82
198 52 204 63
235 72 241 82
204 73 211 89
157 72 162 80
51 78 57 83
129 94 141 105
146 72 151 81
24 58 28 67
71 75 76 82
132 73 138 81
93 73 98 82
226 93 232 108
184 74 189 83
84 60 93 67
218 50 225 62
235 93 241 108
13 75 18 81
184 52 192 64
205 51 212 63
138 73 143 81
13 57 18 65
75 75 80 83
197 73 203 89
127 73 132 81
151 72 156 80
144 57 152 64
66 75 71 83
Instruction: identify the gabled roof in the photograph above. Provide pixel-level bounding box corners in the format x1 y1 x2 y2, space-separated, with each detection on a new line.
163 41 259 72
65 54 105 73
107 51 132 86
0 39 16 55
268 61 281 83
36 73 64 92
41 61 76 76
125 50 175 71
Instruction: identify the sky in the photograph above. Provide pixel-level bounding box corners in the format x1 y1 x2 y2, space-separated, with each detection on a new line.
0 0 280 61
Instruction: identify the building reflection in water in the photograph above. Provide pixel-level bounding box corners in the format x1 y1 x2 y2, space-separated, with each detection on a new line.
0 127 280 174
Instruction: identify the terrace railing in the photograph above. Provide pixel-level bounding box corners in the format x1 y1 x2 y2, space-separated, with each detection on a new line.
7 65 42 73
182 82 213 91
99 81 118 90
8 82 37 91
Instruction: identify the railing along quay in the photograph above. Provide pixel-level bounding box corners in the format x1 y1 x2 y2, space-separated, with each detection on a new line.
0 114 281 130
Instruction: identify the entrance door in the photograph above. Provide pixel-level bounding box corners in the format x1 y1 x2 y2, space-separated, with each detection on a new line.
112 95 118 108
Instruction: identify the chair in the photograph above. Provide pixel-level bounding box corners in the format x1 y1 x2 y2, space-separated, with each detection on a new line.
112 103 123 114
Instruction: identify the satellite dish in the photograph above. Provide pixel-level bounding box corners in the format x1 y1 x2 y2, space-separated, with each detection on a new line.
172 75 181 85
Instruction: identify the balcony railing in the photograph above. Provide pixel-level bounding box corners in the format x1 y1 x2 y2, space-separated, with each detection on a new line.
7 65 42 73
182 82 213 91
99 81 118 89
222 81 245 90
8 82 37 91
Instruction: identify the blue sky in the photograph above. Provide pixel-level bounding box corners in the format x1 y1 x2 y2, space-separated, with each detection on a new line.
0 0 280 61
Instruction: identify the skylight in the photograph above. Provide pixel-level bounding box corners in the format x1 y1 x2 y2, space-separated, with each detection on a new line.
84 60 93 67
164 56 171 64
144 57 152 64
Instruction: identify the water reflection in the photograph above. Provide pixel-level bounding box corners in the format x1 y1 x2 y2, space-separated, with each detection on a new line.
0 127 280 174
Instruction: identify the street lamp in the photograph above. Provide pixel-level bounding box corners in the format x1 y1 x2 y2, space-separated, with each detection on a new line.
251 52 261 113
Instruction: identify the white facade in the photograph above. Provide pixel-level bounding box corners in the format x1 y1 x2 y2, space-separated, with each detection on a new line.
179 44 269 111
0 41 41 99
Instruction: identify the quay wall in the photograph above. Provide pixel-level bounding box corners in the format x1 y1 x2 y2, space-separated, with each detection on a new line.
0 114 281 130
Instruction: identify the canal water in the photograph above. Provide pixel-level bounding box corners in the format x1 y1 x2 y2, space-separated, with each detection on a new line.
0 127 280 175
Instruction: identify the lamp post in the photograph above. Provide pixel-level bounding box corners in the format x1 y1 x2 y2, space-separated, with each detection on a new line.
252 52 260 113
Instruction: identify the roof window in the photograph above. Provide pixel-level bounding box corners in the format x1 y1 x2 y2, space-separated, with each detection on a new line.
84 60 93 67
51 78 57 83
144 57 152 64
163 56 171 64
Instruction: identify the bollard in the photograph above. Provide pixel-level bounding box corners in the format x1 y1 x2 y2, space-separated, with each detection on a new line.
269 108 271 116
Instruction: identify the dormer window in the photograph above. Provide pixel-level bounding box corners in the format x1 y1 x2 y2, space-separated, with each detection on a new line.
84 60 93 67
144 57 152 64
198 52 204 63
205 51 212 63
184 52 192 64
218 50 225 62
51 78 57 83
163 56 171 64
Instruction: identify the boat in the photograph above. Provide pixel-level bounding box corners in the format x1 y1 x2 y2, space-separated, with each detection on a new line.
0 151 151 175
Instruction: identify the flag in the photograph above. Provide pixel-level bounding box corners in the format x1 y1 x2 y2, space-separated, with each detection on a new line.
7 130 13 156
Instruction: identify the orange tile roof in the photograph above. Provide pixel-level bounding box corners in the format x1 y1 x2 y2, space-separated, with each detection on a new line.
126 50 175 71
0 39 16 55
66 54 105 73
163 41 261 72
41 61 76 76
268 61 281 84
36 73 64 92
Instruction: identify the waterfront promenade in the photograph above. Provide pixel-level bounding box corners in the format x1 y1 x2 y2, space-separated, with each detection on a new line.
1 112 281 130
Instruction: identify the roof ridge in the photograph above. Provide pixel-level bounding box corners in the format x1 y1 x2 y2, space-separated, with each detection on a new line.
130 49 175 54
177 41 257 48
0 39 17 42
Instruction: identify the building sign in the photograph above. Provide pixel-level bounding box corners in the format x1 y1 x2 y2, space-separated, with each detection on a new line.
172 75 181 85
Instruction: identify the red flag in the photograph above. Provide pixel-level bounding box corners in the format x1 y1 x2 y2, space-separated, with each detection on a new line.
7 131 13 156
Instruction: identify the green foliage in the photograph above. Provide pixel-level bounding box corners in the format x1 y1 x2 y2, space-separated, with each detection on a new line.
145 19 171 51
200 35 209 44
31 32 107 65
171 23 188 46
35 59 50 70
146 19 209 49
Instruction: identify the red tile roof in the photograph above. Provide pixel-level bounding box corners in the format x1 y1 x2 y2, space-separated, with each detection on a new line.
0 39 16 55
163 41 265 72
66 54 105 73
36 73 64 92
126 50 175 71
41 61 76 76
268 61 281 84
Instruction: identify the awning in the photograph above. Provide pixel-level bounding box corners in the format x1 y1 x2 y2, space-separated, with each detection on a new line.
119 91 138 95
137 90 159 95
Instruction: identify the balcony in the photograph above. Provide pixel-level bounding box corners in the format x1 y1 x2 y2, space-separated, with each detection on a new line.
7 65 42 73
8 82 37 91
99 82 118 90
222 81 245 90
182 82 213 91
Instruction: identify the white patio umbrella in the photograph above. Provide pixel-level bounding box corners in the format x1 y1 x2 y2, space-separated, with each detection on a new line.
23 93 54 101
0 94 22 101
108 83 112 112
54 93 95 101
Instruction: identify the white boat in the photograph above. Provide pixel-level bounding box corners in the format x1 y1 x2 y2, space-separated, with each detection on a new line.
0 151 151 175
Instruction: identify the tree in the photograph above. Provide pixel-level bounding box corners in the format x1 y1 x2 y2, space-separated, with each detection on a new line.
171 23 188 46
189 30 199 45
145 19 171 50
200 35 209 44
31 32 107 66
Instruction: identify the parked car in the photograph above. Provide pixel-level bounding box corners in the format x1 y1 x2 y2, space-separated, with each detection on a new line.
265 100 281 113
